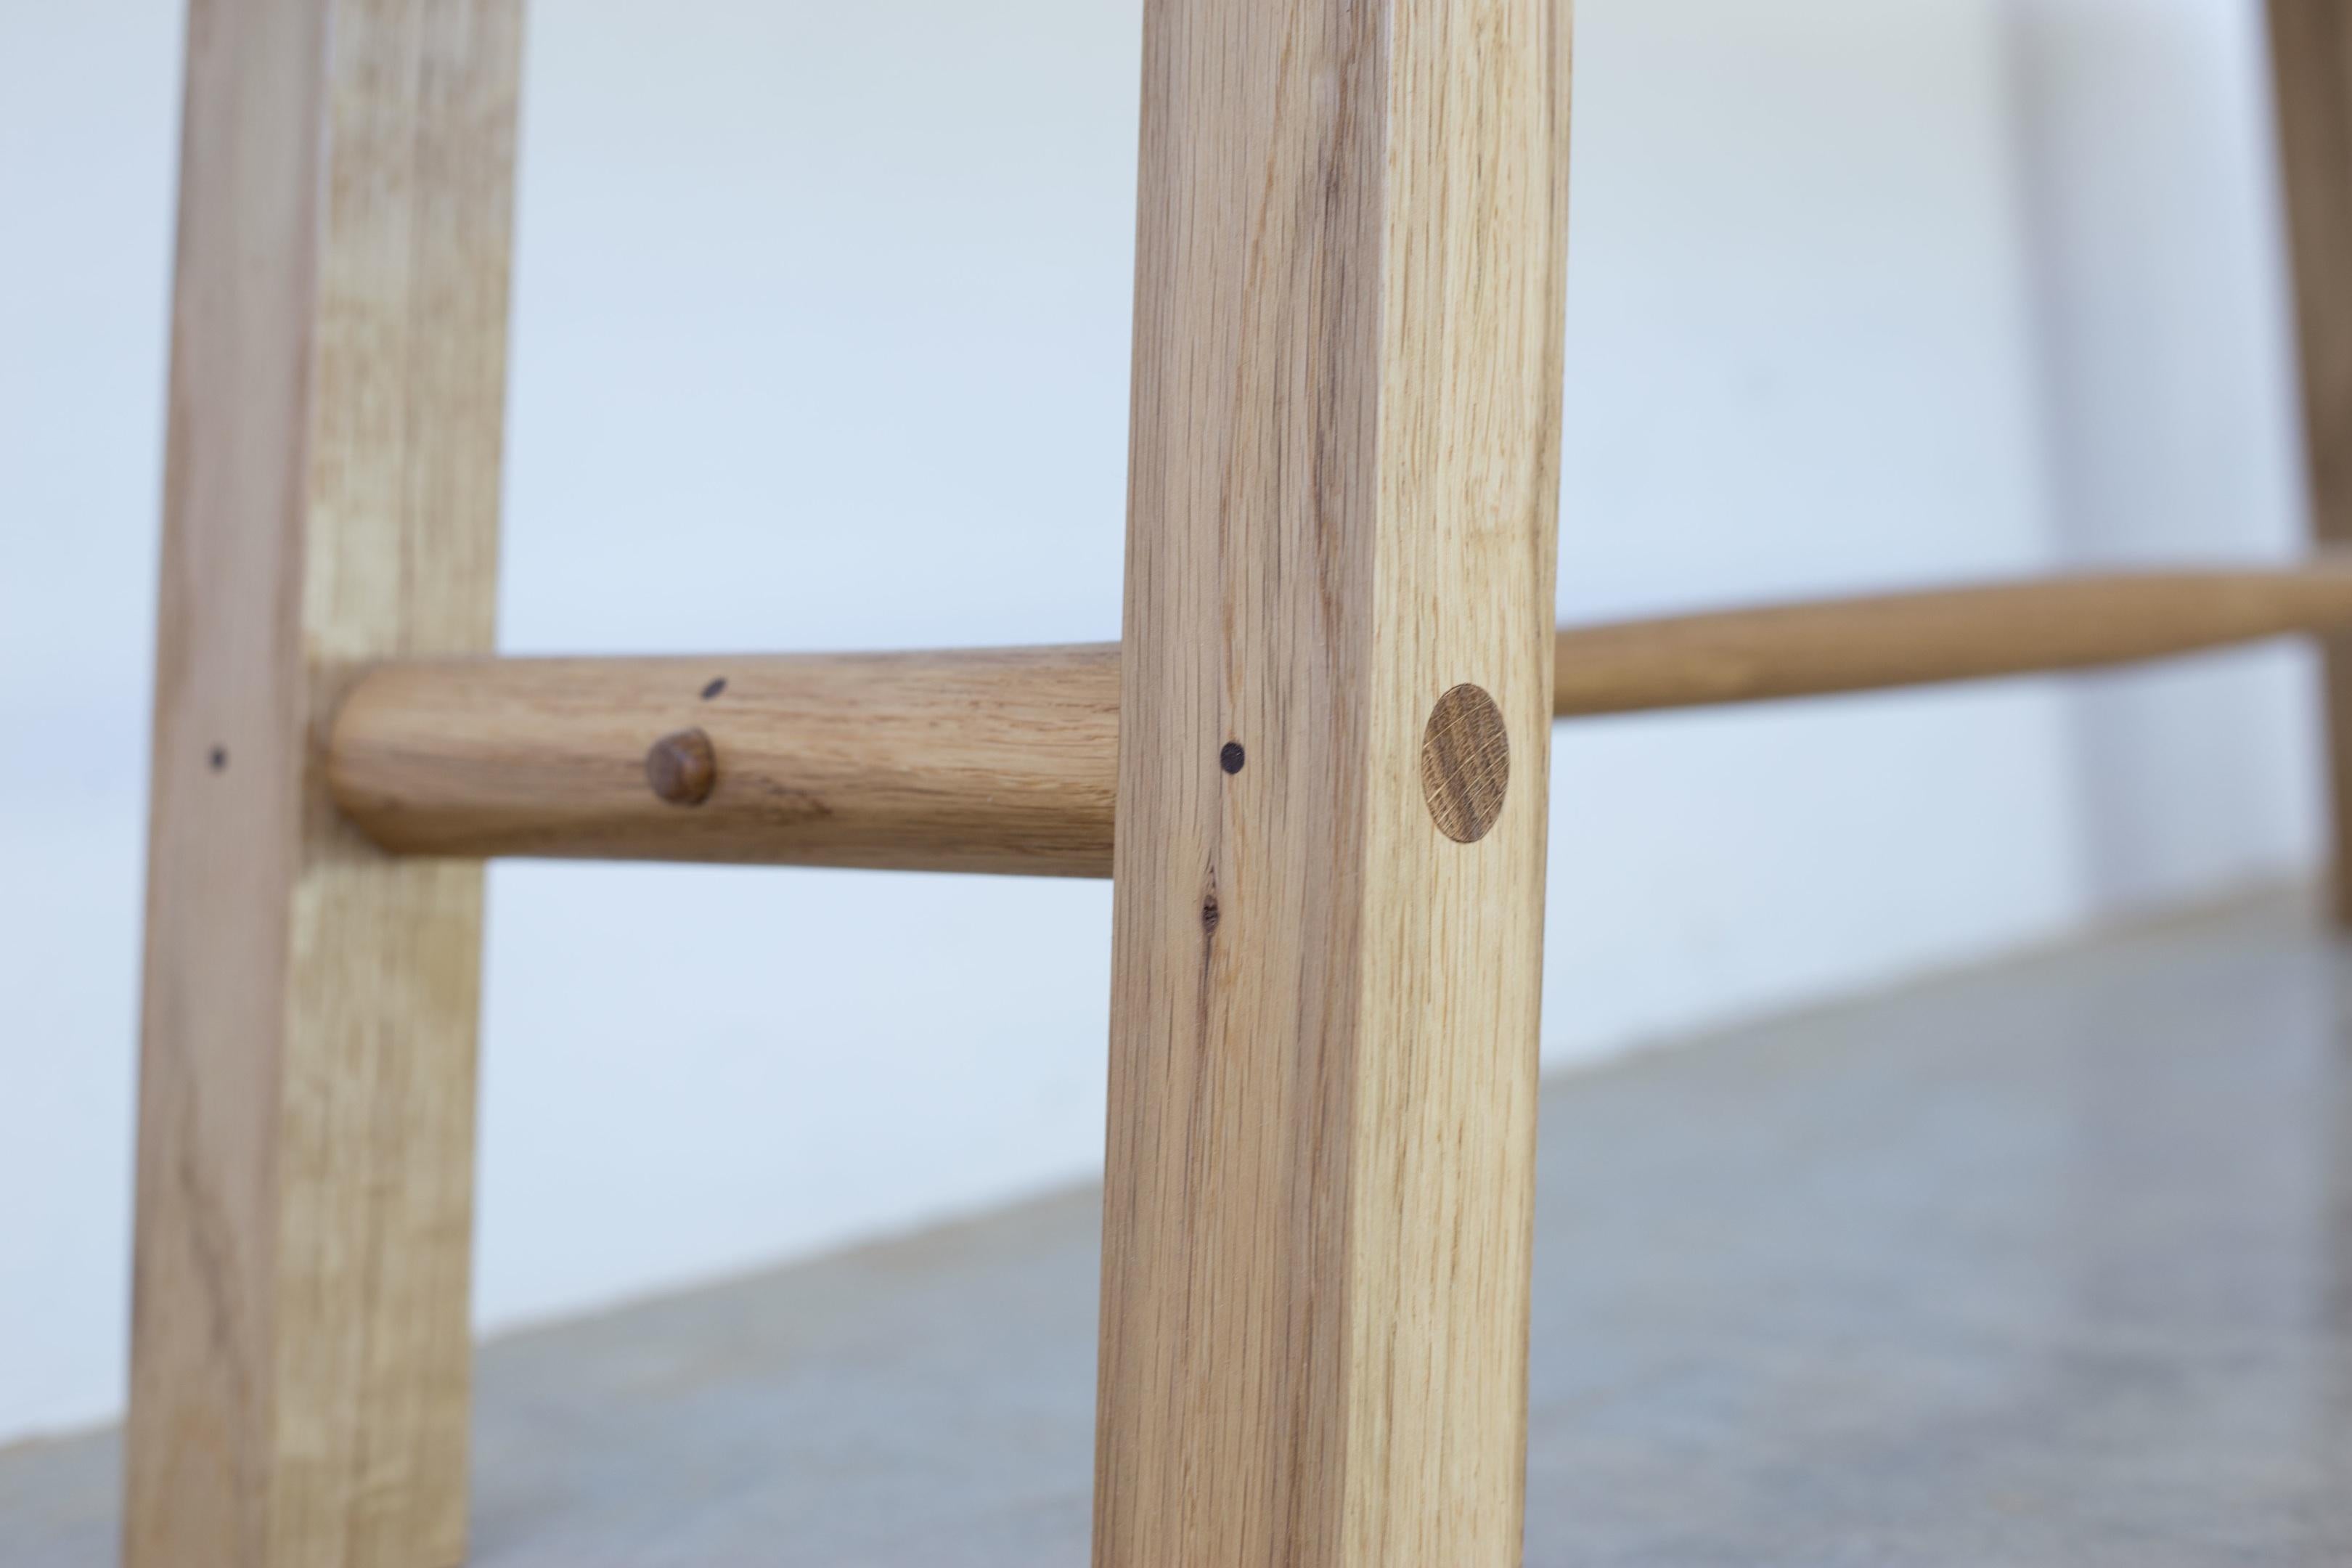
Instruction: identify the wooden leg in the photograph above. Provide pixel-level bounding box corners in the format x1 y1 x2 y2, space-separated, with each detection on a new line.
1091 0 1572 1563
2271 0 2352 923
124 1 523 1564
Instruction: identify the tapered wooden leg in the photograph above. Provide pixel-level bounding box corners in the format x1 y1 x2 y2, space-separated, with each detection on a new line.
124 1 523 1564
2271 0 2352 923
1090 0 1572 1564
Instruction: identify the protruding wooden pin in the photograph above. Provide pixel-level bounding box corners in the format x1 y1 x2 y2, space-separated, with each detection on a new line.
645 727 717 807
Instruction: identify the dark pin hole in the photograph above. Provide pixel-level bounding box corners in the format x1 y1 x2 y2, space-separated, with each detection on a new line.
701 677 727 701
1220 741 1246 775
208 746 227 772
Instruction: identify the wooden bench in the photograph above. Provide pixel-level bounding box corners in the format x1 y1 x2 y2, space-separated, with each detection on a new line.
124 2 2352 1564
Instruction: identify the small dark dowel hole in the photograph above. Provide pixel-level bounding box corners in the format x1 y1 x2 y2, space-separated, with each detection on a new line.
701 677 727 701
1220 741 1246 775
208 746 227 772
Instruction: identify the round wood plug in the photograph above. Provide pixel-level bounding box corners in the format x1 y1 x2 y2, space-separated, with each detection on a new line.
1420 684 1510 844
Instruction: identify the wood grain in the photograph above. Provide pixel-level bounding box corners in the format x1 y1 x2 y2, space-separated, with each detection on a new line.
1421 685 1514 844
1551 560 2352 716
1090 0 1570 1561
2271 0 2352 921
125 1 521 1564
330 647 1122 875
327 563 2352 878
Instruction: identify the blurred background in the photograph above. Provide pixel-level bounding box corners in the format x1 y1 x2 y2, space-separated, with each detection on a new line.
0 0 2322 1445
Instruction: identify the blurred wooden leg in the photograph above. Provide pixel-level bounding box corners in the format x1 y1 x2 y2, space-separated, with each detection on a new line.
2271 0 2352 922
1090 0 1573 1563
124 1 523 1564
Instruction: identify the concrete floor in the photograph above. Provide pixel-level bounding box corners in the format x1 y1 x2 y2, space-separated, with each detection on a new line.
8 893 2351 1564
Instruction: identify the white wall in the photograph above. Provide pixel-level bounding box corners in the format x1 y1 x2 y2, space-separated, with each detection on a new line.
0 0 2322 1444
0 0 184 1450
2006 0 2325 907
1549 0 2088 1053
474 0 1143 1342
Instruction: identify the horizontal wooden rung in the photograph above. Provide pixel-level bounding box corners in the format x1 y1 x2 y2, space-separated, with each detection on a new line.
328 560 2352 878
1551 560 2352 715
330 645 1122 876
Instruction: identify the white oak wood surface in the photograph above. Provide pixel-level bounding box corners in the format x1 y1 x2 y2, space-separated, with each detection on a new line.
125 1 522 1563
1090 0 1572 1561
331 648 1121 874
